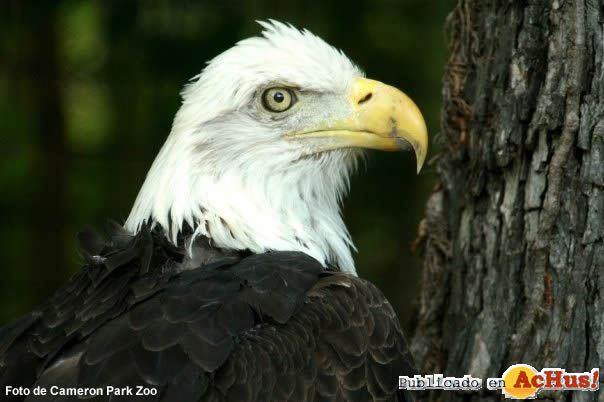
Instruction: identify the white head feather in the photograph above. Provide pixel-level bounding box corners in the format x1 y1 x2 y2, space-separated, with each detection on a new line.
125 21 365 274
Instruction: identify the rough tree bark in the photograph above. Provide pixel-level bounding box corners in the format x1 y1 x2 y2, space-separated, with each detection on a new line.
411 1 603 401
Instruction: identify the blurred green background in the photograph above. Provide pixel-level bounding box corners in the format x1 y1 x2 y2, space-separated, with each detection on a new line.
0 0 450 330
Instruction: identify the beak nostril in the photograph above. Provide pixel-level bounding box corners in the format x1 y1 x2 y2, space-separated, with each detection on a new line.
358 93 372 105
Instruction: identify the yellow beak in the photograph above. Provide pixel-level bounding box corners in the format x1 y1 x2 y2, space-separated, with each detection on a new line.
286 77 428 173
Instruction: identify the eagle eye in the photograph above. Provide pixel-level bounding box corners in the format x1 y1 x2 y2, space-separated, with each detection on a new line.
262 87 296 112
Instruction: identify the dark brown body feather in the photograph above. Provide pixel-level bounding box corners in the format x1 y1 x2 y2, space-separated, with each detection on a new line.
0 224 416 401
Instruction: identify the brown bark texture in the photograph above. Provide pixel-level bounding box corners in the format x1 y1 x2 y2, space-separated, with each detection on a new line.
411 1 603 401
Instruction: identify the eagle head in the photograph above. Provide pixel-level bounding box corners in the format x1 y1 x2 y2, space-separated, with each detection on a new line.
125 20 428 274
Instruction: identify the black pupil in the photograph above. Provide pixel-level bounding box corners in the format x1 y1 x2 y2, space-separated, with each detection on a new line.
273 92 285 103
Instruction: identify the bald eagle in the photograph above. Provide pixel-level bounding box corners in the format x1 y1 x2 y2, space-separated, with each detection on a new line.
0 21 427 402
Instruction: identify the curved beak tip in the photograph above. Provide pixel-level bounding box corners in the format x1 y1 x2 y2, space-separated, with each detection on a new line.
356 78 429 174
417 154 425 174
412 127 428 174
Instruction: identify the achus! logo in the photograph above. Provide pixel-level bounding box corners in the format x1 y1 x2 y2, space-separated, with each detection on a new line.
487 364 599 399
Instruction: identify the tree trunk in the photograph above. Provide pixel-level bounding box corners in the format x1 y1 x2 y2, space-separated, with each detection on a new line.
411 1 603 401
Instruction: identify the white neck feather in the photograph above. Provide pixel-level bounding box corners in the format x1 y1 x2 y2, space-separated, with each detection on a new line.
124 120 359 274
